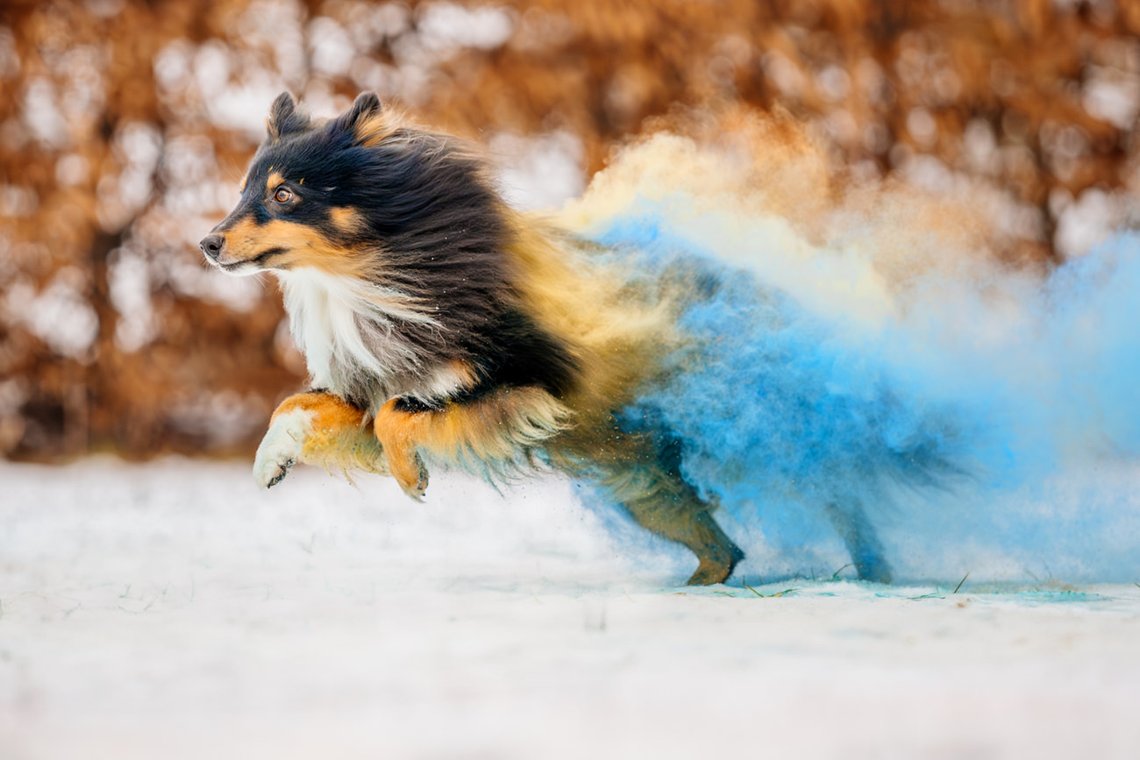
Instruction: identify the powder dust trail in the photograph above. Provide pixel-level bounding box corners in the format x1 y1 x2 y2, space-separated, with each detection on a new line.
555 119 1140 583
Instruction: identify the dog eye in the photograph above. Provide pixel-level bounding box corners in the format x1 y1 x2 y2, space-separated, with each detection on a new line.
273 187 293 204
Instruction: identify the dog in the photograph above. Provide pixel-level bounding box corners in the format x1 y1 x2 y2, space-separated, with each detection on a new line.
201 91 895 585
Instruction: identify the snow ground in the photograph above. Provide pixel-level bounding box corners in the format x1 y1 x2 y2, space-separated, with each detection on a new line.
2 459 1139 760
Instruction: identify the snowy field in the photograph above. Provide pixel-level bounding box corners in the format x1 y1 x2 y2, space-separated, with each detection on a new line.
2 458 1139 760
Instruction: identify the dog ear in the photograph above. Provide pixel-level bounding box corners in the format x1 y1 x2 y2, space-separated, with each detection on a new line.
266 92 310 142
331 92 384 142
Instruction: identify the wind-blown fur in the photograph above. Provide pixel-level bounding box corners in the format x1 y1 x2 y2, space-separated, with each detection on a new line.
202 91 891 585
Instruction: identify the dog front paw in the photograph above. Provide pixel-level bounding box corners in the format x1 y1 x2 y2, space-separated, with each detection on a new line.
387 449 429 502
253 408 312 489
402 452 430 501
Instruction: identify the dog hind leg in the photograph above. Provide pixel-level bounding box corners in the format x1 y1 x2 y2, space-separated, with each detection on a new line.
825 500 893 584
599 462 743 586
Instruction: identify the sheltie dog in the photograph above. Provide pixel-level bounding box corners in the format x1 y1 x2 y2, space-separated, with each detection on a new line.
202 91 895 585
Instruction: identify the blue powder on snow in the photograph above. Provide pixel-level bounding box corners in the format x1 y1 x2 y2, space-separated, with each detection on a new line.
579 208 1140 583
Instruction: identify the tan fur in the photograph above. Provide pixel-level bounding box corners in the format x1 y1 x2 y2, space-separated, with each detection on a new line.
272 391 387 475
219 216 371 278
329 206 365 235
354 111 403 148
266 170 286 192
374 386 572 496
499 213 678 465
421 360 478 398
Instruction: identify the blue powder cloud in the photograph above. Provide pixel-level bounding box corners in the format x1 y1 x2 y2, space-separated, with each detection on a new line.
582 206 1140 583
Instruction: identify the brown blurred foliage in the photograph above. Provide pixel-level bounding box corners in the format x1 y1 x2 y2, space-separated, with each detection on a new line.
1 0 1138 461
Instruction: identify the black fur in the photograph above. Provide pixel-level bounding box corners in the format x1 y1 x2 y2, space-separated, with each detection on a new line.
266 92 310 141
392 307 579 413
475 309 578 398
393 396 444 413
235 92 579 407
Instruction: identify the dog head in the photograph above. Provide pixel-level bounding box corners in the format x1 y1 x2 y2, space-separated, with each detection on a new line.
203 91 500 279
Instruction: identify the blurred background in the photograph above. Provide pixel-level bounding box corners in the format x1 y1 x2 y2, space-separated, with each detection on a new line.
1 0 1138 462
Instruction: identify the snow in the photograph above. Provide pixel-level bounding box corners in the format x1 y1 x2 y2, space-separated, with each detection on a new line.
2 459 1139 759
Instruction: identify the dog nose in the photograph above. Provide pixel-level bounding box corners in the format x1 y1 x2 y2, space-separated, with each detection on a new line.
199 233 224 259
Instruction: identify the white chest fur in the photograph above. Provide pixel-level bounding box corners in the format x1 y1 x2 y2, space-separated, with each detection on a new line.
276 268 440 396
278 268 364 388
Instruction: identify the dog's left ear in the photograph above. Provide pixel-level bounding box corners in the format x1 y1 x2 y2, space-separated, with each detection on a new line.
332 92 384 142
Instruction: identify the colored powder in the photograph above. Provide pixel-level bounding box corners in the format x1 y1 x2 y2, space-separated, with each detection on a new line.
560 133 1140 582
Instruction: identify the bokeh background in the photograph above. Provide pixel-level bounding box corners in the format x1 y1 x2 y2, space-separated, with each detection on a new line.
1 0 1138 462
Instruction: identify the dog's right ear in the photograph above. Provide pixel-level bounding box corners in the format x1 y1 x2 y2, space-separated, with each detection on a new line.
338 93 383 128
266 92 310 142
325 91 397 147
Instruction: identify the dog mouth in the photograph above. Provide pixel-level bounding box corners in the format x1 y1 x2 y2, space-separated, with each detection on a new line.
218 247 288 272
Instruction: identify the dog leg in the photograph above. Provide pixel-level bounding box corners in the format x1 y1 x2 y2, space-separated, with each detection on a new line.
254 391 384 488
371 399 434 501
825 500 893 583
600 462 743 586
373 388 570 501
